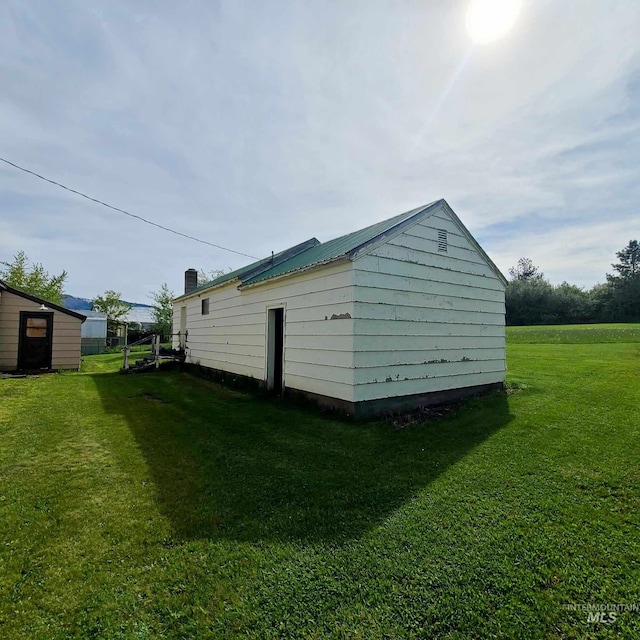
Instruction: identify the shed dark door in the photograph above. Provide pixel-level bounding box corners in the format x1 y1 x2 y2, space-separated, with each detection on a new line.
18 312 53 371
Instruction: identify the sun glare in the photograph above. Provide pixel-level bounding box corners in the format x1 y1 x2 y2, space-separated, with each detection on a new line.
466 0 522 44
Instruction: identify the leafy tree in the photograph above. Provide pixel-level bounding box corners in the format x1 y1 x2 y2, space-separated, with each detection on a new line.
198 268 229 286
604 240 640 322
505 277 555 325
589 282 616 322
92 290 133 335
149 283 175 339
551 282 594 324
0 250 67 305
505 244 640 325
508 257 545 282
505 258 551 324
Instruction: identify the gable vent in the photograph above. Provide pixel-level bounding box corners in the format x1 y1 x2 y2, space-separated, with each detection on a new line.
437 229 448 253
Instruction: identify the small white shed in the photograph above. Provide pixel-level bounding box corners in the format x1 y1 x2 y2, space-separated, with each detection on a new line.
81 311 108 338
173 200 507 417
80 310 108 355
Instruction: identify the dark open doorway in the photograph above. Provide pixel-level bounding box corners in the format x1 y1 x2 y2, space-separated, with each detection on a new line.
267 307 284 394
18 311 53 371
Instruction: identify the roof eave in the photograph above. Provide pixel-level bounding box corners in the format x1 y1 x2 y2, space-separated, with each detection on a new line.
0 280 86 321
238 202 443 291
238 255 351 291
174 239 321 302
346 199 444 261
439 201 508 286
173 277 241 303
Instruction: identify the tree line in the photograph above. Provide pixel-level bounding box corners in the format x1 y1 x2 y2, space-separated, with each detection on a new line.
506 240 640 325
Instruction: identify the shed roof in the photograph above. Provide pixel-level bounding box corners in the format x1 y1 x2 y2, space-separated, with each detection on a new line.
176 201 441 299
0 279 86 321
82 310 108 320
124 306 156 325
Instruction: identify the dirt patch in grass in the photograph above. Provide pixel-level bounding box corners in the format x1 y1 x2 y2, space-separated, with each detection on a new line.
383 402 465 429
139 392 169 403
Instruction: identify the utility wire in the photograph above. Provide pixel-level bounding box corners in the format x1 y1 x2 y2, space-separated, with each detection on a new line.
0 156 259 260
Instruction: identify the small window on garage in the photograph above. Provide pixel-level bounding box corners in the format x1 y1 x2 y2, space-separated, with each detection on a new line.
437 229 448 253
201 298 210 315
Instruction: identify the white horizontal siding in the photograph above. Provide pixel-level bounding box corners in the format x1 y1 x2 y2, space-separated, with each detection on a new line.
287 347 354 369
353 334 504 352
286 361 354 386
354 347 505 368
354 301 504 325
354 319 504 338
358 250 504 291
286 334 354 352
185 343 263 358
353 359 505 386
355 270 504 303
189 323 265 337
285 320 353 336
173 263 356 401
185 288 353 323
388 229 485 266
352 211 506 402
193 354 264 375
282 374 356 401
356 370 505 402
357 254 504 292
399 217 478 250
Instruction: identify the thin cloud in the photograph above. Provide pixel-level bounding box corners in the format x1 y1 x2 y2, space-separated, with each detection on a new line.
0 0 639 299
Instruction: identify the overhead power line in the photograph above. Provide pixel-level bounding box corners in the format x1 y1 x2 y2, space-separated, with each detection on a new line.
0 156 259 260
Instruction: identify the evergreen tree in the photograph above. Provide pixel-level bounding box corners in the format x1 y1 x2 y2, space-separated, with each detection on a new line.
605 240 640 321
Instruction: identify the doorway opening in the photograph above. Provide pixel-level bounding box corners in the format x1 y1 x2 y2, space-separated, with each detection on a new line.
179 306 187 348
266 307 284 394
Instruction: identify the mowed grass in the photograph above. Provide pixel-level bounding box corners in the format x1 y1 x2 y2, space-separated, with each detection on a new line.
507 322 640 344
1 328 639 638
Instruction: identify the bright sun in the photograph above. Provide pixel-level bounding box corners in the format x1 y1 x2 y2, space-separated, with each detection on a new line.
466 0 522 44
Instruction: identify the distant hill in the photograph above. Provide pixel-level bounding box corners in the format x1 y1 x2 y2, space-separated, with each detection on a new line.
62 295 93 310
63 295 152 311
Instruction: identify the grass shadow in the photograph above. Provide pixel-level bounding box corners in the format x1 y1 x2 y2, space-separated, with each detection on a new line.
91 370 513 543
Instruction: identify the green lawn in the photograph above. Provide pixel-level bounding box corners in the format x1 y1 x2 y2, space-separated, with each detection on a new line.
1 327 639 638
507 322 640 344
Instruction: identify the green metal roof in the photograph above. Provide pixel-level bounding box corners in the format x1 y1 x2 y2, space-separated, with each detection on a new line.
180 237 320 297
241 201 441 287
185 200 441 296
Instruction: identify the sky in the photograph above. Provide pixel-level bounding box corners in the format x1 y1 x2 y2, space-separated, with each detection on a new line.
1 0 639 302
